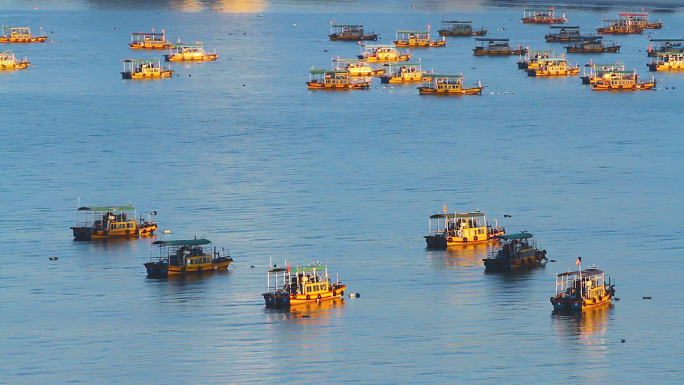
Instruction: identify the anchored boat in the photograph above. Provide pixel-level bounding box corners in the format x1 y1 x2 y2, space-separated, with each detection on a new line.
262 262 347 308
522 7 567 24
647 39 684 57
473 38 527 56
580 62 625 84
424 211 505 248
164 43 218 62
438 20 487 36
145 239 232 277
328 24 378 41
618 12 662 30
393 30 445 48
0 50 30 69
418 74 485 95
0 26 47 43
380 62 424 83
526 57 580 76
70 205 158 240
647 52 684 71
545 25 581 42
357 44 411 62
307 69 370 90
517 50 553 70
596 19 644 34
483 232 547 271
565 36 620 53
550 259 615 311
591 69 656 90
121 59 173 79
129 31 171 49
333 58 385 77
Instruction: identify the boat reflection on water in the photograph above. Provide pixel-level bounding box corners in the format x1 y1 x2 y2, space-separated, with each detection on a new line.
264 297 346 324
426 242 495 269
552 305 613 351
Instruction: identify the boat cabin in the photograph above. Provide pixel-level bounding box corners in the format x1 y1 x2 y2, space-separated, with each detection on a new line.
380 62 424 83
483 232 547 270
473 38 526 55
439 20 473 36
522 7 567 24
648 52 684 71
332 58 385 77
328 24 378 41
596 19 644 34
164 43 218 61
0 26 47 42
121 59 174 79
0 50 30 69
648 39 684 57
580 62 625 84
526 57 579 76
618 12 662 29
394 30 445 47
357 44 411 62
70 205 158 239
145 239 232 277
591 70 656 90
129 32 170 49
565 36 620 53
307 68 370 90
517 50 553 69
545 25 581 42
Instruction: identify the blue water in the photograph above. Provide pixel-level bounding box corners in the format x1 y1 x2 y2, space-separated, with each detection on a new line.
1 1 683 383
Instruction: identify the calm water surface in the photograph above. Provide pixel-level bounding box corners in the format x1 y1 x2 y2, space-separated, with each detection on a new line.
1 0 683 383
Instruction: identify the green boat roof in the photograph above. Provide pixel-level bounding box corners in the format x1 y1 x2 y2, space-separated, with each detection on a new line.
152 239 211 246
310 69 348 74
476 37 509 42
132 32 164 36
525 9 553 12
656 52 684 55
123 59 160 63
550 25 579 28
269 265 326 273
422 74 463 79
442 20 472 24
363 44 396 48
496 232 533 240
78 206 136 212
397 30 430 34
536 58 567 62
430 211 483 219
170 43 203 48
650 38 684 42
529 50 554 53
331 24 363 28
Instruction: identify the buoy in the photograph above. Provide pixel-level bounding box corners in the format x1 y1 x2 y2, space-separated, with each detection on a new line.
355 293 361 298
621 339 626 343
162 230 171 234
349 293 356 298
614 297 620 301
250 265 255 268
643 296 652 299
549 259 556 262
54 257 58 260
49 257 55 260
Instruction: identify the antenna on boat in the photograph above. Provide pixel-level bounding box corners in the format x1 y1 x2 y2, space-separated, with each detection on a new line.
77 194 81 209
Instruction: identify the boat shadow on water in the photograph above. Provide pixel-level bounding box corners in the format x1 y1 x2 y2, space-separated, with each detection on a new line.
264 298 346 323
551 305 614 341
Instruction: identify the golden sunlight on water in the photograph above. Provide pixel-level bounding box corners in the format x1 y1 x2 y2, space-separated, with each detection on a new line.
169 0 267 12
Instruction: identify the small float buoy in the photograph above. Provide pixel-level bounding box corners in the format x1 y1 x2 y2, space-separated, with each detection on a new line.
504 214 511 217
621 339 625 343
355 293 361 298
504 92 508 94
162 230 171 234
511 92 515 94
49 257 55 260
643 296 652 299
323 49 327 52
189 74 191 77
549 259 556 262
250 265 255 268
614 297 620 301
243 84 246 86
349 293 356 298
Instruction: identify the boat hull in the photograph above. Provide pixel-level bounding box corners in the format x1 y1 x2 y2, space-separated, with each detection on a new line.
425 232 503 248
527 68 580 77
648 62 684 71
394 41 446 48
164 54 218 62
550 293 612 310
329 34 378 41
566 46 620 53
358 55 412 62
129 42 171 50
418 87 484 95
473 48 526 56
484 253 547 271
71 223 158 239
592 82 656 90
307 81 370 90
121 70 174 79
522 18 567 24
145 258 232 277
0 62 30 69
0 36 48 43
263 285 347 308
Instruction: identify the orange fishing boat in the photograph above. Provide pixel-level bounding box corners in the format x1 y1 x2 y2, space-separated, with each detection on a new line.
424 210 505 248
307 69 370 90
145 239 233 277
263 262 347 308
591 69 656 90
551 258 616 311
129 31 172 49
70 205 158 239
565 36 620 53
328 24 378 41
0 50 30 69
526 57 580 76
473 38 526 55
0 26 47 43
393 30 445 48
438 20 487 36
522 7 567 24
357 44 411 62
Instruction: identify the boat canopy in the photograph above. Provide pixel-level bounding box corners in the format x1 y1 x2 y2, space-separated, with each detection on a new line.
331 24 363 28
268 265 325 273
152 239 211 246
123 59 160 63
442 20 472 24
78 206 136 212
528 50 554 53
170 43 203 48
557 267 604 277
575 35 603 40
496 232 533 240
363 44 396 48
650 38 684 42
550 25 579 29
525 8 553 11
132 32 164 36
656 52 684 56
476 37 509 42
618 13 648 17
430 211 483 219
310 69 348 74
397 30 430 34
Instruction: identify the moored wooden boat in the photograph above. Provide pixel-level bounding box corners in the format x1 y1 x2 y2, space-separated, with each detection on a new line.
328 24 378 41
592 69 656 90
418 74 485 95
70 205 158 239
483 232 547 271
393 30 445 48
380 62 424 83
596 19 644 34
307 69 370 90
522 7 567 24
647 52 684 71
545 25 581 42
357 44 411 62
526 57 580 76
164 43 218 62
618 12 662 30
517 50 553 69
473 38 527 56
647 39 684 57
424 210 505 248
333 58 385 77
0 26 47 43
438 20 487 36
121 59 174 79
550 258 615 311
565 36 620 53
129 31 171 49
262 262 347 308
145 239 232 277
0 50 30 69
580 62 624 84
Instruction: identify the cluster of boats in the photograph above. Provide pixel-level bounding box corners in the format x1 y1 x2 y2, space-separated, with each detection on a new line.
424 208 615 311
69 203 345 309
0 26 46 70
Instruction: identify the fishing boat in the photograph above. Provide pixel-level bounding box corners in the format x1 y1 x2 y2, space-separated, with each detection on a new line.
526 57 580 76
438 20 487 36
550 258 615 311
522 7 567 24
357 44 411 62
393 30 446 48
592 69 656 90
144 239 232 277
262 262 347 308
424 210 505 248
0 26 47 43
580 62 625 84
333 58 385 77
517 50 553 70
0 50 30 69
307 69 370 90
565 36 620 53
70 205 158 239
129 31 171 49
380 62 424 83
418 74 485 95
647 39 684 57
617 12 663 29
483 232 547 271
596 19 644 34
473 38 526 56
120 59 174 79
328 24 378 41
647 52 684 71
545 25 581 42
164 43 218 61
